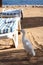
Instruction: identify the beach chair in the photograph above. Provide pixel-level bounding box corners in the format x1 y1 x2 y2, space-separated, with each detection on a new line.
0 13 20 48
1 9 23 34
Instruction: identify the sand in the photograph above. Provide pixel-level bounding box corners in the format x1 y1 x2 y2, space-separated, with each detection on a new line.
0 6 43 65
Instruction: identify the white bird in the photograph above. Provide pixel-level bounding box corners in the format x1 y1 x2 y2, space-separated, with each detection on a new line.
20 29 35 56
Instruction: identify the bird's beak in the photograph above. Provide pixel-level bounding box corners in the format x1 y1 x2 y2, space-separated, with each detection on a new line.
16 29 21 31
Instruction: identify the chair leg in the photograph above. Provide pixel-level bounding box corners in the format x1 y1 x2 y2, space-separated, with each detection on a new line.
13 31 18 48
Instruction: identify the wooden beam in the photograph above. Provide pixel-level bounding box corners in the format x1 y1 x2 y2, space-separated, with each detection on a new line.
0 0 2 7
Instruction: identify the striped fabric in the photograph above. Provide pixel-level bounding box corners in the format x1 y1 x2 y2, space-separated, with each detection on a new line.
0 9 21 17
0 18 17 34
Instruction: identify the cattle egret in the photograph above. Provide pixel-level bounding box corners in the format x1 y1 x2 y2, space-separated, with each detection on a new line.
21 29 35 56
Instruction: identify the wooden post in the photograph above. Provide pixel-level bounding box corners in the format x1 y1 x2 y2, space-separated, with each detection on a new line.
0 0 2 7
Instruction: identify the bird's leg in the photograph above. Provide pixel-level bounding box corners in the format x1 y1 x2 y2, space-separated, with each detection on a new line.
26 52 32 60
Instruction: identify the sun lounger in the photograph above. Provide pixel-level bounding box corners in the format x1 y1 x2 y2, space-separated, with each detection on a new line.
0 9 23 34
0 17 20 48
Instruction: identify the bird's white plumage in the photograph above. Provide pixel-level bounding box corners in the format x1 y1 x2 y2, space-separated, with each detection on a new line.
21 29 35 56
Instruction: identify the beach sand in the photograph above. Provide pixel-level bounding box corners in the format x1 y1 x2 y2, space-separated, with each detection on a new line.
0 6 43 65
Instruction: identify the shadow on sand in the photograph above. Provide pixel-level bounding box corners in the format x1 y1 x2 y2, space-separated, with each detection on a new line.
21 17 43 29
0 49 43 65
